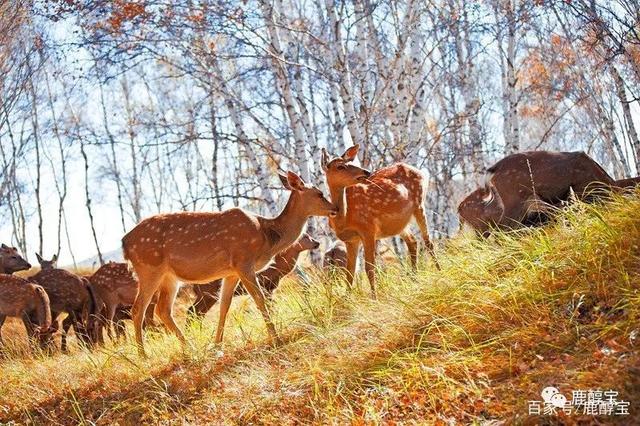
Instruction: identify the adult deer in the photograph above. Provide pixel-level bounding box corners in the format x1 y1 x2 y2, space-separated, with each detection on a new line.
0 244 31 274
122 171 337 356
457 151 637 235
0 275 52 349
30 254 99 351
188 234 320 319
321 145 439 298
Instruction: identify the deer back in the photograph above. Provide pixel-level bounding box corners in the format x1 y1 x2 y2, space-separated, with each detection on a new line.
30 269 91 314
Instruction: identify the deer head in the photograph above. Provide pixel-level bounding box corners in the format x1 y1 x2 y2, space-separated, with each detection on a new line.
277 171 338 218
321 145 371 189
297 234 320 251
457 186 505 235
35 253 58 271
0 244 31 274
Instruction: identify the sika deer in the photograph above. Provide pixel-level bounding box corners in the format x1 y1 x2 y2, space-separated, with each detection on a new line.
321 145 439 298
322 240 347 270
87 262 156 343
188 234 320 318
30 254 99 351
0 275 52 349
458 151 624 235
0 244 31 274
122 171 337 355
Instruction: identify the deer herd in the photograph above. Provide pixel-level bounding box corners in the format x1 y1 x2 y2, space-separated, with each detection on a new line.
0 146 638 356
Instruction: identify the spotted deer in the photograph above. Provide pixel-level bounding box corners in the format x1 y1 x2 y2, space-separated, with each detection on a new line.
458 151 636 235
122 171 337 355
87 262 156 344
0 244 31 274
0 275 52 348
188 233 320 318
30 254 99 351
322 240 347 270
321 145 439 298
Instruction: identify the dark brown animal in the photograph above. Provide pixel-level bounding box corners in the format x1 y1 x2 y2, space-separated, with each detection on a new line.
188 234 320 318
122 171 337 355
30 254 98 351
0 275 52 348
87 262 156 343
322 240 348 270
458 151 620 235
0 244 31 274
321 145 439 298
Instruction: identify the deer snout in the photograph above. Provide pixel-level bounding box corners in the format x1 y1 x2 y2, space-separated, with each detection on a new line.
311 239 320 249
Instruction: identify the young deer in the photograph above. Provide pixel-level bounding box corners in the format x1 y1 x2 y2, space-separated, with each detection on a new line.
0 244 31 274
188 233 320 318
0 275 52 349
323 240 347 270
122 171 337 356
321 145 439 298
87 262 156 344
30 254 99 351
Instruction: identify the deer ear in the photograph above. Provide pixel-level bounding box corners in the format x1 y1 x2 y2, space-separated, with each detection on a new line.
278 173 292 190
321 148 330 171
1 243 7 249
35 253 43 264
286 171 306 191
52 254 58 263
342 144 359 162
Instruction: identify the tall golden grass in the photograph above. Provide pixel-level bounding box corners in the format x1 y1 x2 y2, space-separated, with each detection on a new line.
1 191 639 424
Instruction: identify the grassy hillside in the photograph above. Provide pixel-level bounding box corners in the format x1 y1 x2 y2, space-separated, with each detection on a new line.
1 192 640 424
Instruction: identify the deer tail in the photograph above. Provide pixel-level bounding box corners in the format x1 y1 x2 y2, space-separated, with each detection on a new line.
32 285 52 332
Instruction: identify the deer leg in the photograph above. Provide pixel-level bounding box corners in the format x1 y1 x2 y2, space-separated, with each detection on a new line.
132 269 163 357
414 207 440 270
0 314 5 346
105 303 118 343
344 240 360 289
61 315 74 352
362 236 378 299
188 283 220 321
155 278 186 345
236 268 280 346
214 276 239 343
400 232 418 270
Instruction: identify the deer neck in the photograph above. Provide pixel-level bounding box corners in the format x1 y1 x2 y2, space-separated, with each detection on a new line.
328 184 347 219
262 194 308 256
272 246 302 275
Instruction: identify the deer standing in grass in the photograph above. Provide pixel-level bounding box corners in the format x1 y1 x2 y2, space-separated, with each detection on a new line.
321 145 439 298
188 234 320 318
0 244 31 274
0 275 52 349
122 171 337 356
87 262 156 344
30 254 99 351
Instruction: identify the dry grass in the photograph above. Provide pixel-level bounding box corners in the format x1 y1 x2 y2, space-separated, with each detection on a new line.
1 192 640 425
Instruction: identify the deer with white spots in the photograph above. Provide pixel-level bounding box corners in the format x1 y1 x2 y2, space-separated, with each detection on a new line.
122 171 337 356
321 145 439 298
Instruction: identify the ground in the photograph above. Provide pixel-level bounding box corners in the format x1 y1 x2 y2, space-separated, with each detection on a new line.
1 192 639 425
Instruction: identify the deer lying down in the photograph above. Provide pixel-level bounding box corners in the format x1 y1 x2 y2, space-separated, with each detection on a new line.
188 234 320 319
0 275 52 349
458 150 639 235
29 254 99 352
123 171 337 356
0 244 31 274
322 240 347 270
